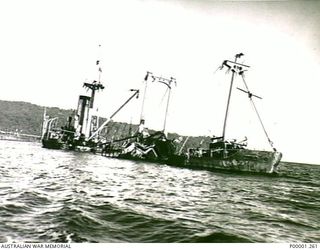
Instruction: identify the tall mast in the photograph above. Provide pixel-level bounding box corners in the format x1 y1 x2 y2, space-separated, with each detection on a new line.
140 71 150 122
221 53 244 141
97 44 102 84
85 44 104 109
41 107 47 140
81 45 105 138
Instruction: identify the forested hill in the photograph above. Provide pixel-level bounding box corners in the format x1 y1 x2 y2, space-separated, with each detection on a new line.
0 100 211 151
0 100 73 135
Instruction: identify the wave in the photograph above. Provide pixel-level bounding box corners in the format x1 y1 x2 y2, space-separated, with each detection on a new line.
1 141 319 243
187 231 253 243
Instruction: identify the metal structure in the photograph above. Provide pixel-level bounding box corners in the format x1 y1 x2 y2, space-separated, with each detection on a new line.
88 89 140 140
140 71 176 134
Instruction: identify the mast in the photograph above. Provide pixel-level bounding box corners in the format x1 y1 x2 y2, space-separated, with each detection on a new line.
140 71 150 122
221 53 244 141
77 45 105 138
163 78 174 133
140 72 176 134
84 44 104 109
41 107 47 140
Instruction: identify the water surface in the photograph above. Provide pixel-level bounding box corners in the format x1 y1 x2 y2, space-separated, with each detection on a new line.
0 140 319 243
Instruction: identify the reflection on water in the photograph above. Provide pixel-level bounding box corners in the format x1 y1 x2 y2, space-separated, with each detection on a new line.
0 140 319 242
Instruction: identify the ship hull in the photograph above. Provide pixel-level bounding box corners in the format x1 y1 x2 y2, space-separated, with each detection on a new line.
100 149 282 174
42 138 66 150
176 149 282 173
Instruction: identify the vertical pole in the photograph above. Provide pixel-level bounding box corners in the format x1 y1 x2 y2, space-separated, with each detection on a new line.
41 107 47 140
163 85 171 133
140 76 149 122
97 44 102 84
222 54 239 141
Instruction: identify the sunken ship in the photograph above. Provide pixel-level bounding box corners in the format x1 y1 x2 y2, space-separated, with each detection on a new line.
42 53 282 174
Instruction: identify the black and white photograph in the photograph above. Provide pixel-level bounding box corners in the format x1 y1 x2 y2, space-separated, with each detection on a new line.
0 0 319 247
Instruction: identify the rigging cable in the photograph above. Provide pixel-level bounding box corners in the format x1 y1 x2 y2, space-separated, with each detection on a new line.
240 74 276 151
159 87 169 107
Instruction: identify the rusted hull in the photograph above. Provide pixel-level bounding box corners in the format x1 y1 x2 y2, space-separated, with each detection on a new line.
184 150 282 173
42 138 65 149
99 149 282 174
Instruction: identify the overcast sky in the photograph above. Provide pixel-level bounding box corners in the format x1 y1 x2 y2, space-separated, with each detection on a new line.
0 0 319 164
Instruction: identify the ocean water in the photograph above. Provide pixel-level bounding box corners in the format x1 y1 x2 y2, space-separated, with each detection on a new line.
0 140 319 243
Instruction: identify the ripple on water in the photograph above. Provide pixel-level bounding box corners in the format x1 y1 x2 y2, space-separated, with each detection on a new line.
0 141 319 242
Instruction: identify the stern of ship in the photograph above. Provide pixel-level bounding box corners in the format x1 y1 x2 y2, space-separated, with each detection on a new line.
185 147 283 174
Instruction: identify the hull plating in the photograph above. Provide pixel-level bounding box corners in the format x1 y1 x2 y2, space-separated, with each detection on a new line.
185 150 282 173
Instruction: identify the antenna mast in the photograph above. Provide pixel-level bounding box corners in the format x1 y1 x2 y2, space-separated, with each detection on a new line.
140 71 151 122
220 53 249 140
78 45 105 138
